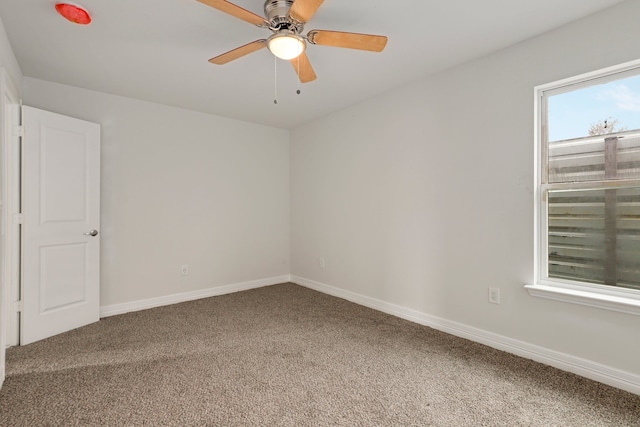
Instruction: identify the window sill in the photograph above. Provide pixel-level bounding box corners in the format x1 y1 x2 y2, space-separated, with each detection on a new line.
525 283 640 316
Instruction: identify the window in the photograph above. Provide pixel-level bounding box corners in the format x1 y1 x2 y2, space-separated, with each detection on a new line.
527 60 640 314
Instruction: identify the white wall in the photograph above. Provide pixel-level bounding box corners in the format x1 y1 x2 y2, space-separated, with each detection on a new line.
290 0 640 381
23 78 290 308
0 15 21 92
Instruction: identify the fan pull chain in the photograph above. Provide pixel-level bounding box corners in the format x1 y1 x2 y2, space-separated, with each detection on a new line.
296 56 301 95
273 56 278 105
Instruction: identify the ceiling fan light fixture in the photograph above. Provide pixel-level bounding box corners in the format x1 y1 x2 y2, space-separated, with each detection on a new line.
267 33 305 60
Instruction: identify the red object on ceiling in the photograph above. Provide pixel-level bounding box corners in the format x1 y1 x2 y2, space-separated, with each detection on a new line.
55 3 92 25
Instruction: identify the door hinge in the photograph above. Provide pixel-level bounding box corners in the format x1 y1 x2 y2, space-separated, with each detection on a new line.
13 300 23 313
14 125 24 139
15 213 24 224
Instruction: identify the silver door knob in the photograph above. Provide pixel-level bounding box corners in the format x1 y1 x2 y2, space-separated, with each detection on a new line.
84 229 99 236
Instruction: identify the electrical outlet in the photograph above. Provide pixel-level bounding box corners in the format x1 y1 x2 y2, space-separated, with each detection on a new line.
319 257 326 269
488 287 500 304
181 264 189 276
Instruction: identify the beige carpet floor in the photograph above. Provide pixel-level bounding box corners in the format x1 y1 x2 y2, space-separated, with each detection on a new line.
1 283 639 426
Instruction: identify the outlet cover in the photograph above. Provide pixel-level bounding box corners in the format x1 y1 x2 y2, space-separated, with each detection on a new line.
181 264 189 276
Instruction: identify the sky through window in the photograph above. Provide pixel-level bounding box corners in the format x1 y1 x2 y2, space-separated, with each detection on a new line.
548 74 640 142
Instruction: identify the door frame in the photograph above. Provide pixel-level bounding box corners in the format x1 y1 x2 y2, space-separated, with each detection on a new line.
0 67 21 388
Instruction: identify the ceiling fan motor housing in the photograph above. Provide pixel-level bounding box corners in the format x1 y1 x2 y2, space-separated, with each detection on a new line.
264 0 303 32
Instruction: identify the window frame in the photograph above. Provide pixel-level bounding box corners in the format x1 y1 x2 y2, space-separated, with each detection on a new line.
527 59 640 315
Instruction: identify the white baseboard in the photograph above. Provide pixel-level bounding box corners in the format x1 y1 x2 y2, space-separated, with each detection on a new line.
100 275 292 318
291 275 640 396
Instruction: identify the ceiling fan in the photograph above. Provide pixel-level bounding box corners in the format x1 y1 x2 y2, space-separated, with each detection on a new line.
196 0 388 83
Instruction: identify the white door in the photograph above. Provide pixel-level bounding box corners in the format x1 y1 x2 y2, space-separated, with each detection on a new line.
21 106 100 345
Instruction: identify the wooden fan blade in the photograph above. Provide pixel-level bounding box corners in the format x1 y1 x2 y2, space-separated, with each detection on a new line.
290 52 317 83
209 40 267 65
197 0 265 26
289 0 324 23
308 30 388 52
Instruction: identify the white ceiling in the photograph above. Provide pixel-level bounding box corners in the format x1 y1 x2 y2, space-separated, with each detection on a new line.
0 0 627 129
